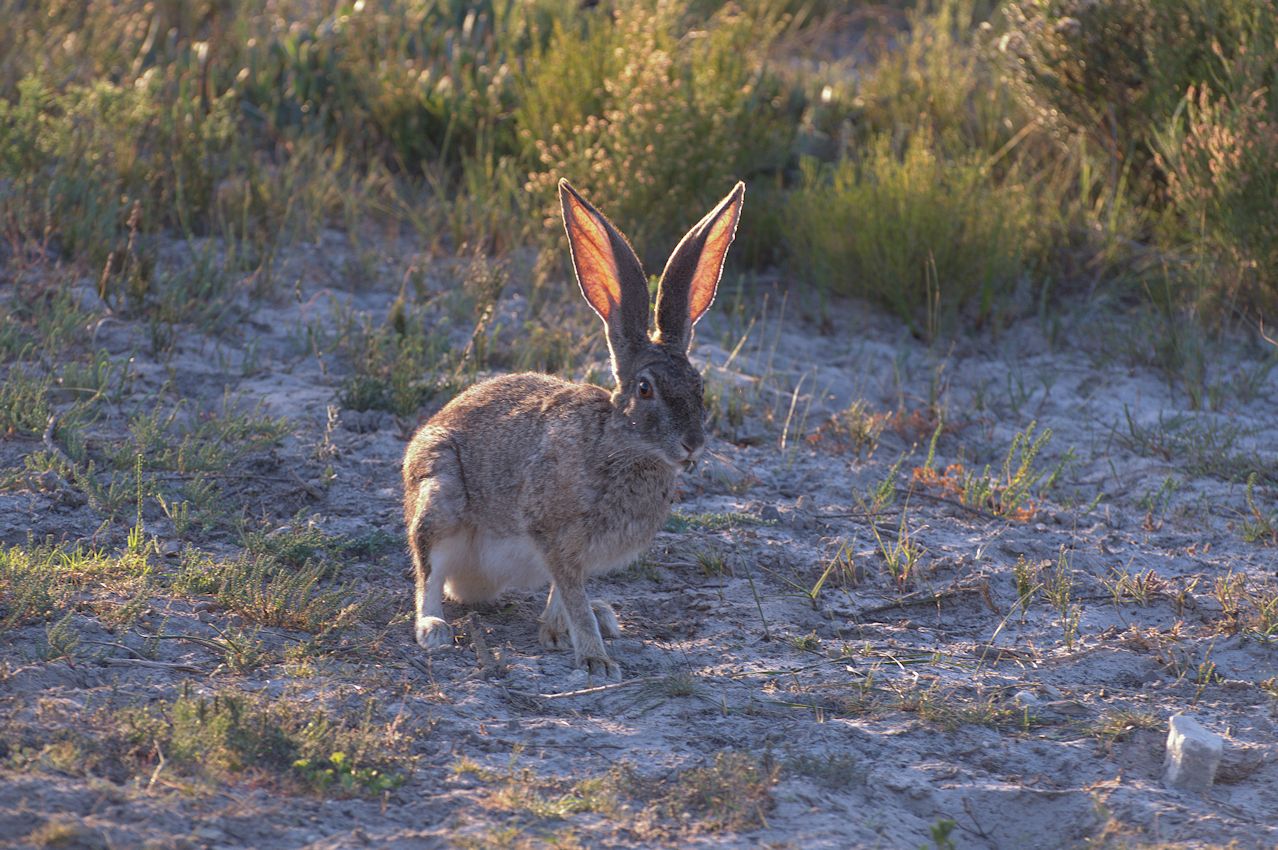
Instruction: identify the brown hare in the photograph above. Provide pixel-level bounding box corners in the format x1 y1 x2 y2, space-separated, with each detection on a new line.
402 179 745 678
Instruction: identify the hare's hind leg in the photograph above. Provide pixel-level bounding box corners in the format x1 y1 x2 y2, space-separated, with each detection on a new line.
591 600 621 638
408 476 464 649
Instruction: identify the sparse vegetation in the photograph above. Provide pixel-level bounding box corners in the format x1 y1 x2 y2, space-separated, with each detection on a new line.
1 0 1275 846
173 548 364 635
153 689 407 795
913 421 1067 520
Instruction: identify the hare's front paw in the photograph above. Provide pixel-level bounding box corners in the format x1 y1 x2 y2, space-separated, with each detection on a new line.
590 600 621 638
580 653 621 681
416 616 454 649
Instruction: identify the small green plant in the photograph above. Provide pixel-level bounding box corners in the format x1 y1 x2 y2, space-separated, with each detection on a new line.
157 689 407 795
1193 655 1221 704
695 548 730 578
208 626 271 674
926 817 958 850
871 511 924 589
453 748 621 820
1102 567 1164 607
1043 547 1082 650
172 550 362 635
1043 549 1073 615
1242 473 1278 545
912 422 1068 520
865 455 907 517
806 542 862 607
791 632 821 652
665 511 764 533
816 400 885 458
334 302 453 417
658 751 778 832
42 612 80 661
896 683 1017 731
1012 555 1040 621
0 540 135 630
1211 569 1278 639
1090 708 1161 747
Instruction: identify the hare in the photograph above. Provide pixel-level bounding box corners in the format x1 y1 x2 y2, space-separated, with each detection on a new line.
402 179 745 678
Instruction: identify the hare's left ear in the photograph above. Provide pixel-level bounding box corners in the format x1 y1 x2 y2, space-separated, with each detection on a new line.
653 182 745 352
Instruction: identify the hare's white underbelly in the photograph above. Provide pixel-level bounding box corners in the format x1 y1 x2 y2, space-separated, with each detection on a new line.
435 528 645 603
436 530 549 602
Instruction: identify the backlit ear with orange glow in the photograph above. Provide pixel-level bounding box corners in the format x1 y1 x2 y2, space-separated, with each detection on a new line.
559 180 651 385
653 182 745 352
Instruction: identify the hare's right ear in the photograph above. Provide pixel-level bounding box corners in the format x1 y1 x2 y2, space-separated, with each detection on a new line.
559 179 650 383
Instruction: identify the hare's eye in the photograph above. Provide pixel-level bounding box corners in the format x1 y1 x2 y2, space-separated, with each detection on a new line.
637 378 654 399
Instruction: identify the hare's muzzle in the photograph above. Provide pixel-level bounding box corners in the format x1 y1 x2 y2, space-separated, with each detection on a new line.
680 436 705 466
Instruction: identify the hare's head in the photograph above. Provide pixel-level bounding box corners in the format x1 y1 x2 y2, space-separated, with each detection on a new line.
559 180 744 470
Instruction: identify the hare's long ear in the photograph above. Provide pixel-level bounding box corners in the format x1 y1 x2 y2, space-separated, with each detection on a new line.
653 182 744 353
559 179 650 384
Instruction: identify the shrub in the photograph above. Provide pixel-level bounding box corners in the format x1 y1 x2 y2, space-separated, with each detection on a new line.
856 0 1022 156
998 0 1278 184
0 76 236 268
1154 85 1278 314
784 128 1037 330
231 0 526 171
998 0 1278 313
522 0 799 264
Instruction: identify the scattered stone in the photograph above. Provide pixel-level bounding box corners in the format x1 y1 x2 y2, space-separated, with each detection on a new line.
759 504 782 523
1163 714 1223 792
1217 745 1265 784
339 409 390 433
1012 690 1039 708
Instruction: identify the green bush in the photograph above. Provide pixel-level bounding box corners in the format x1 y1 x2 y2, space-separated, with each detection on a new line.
856 0 1021 156
1154 86 1278 313
522 0 800 264
999 0 1278 312
231 1 529 170
0 76 236 267
1000 0 1277 157
784 128 1038 330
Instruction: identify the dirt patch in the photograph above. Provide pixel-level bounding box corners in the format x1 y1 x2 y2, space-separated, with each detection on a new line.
2 245 1276 849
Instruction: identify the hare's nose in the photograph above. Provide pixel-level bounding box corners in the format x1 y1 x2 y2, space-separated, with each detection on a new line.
681 437 704 458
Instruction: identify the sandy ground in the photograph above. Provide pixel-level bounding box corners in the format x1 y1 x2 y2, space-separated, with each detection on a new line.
2 233 1276 849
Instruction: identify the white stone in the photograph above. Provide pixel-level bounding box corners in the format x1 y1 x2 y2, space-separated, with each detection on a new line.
1013 690 1039 707
1163 714 1223 792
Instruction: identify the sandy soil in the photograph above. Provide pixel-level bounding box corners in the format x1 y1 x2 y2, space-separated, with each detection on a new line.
2 234 1276 849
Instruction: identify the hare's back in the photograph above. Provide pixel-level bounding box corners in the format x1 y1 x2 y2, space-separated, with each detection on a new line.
432 372 607 438
405 372 610 519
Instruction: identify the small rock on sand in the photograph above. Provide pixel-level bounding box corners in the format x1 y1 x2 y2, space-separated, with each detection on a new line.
1163 714 1223 792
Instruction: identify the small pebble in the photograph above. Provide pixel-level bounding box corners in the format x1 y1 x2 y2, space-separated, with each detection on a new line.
1163 714 1223 792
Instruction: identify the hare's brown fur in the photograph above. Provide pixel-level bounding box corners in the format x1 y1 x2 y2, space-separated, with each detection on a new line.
403 180 744 678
